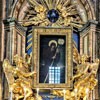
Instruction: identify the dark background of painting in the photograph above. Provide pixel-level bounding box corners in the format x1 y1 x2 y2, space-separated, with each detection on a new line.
39 35 66 83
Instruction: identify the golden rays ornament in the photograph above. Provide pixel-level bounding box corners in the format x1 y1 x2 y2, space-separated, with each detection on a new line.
22 0 84 28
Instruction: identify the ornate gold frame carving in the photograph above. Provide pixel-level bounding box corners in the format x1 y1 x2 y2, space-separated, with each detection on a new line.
32 27 73 89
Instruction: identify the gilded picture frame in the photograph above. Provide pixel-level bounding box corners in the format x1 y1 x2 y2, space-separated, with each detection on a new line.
32 27 73 89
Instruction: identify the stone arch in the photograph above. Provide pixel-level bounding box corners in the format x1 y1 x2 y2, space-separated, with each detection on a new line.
10 0 96 23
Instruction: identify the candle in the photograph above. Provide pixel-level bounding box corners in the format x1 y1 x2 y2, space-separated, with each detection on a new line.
74 88 78 100
23 90 26 100
37 88 39 100
9 88 13 100
63 89 66 100
23 88 27 100
86 88 89 100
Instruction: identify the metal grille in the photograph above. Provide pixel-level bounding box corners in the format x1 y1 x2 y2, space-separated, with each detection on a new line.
49 67 60 84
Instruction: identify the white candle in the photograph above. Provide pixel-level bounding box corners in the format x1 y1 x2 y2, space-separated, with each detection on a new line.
86 88 89 100
23 91 26 100
63 89 66 100
9 88 13 100
23 88 27 100
37 88 39 100
74 88 78 100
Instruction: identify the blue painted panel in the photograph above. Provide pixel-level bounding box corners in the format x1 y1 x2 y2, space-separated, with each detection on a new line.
39 92 63 100
73 32 80 51
26 26 32 54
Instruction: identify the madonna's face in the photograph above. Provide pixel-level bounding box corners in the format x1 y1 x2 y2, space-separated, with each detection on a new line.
50 44 56 51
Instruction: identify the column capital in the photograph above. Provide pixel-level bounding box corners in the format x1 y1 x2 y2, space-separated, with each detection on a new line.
78 20 98 32
3 17 26 33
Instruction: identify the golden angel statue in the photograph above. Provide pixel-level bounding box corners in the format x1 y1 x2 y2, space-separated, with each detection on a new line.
3 53 99 100
52 54 99 100
3 55 42 100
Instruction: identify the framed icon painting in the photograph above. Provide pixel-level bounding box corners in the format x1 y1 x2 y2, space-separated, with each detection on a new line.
32 27 73 89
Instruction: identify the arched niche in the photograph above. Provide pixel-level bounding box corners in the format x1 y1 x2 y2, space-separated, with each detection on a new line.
10 0 96 22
